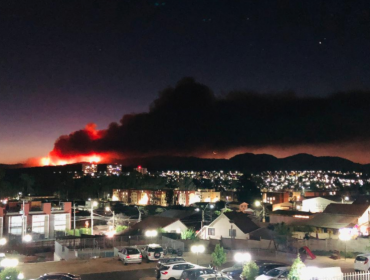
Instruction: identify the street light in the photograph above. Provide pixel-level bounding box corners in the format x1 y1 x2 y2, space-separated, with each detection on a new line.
105 206 115 231
91 201 98 236
254 201 265 222
198 204 215 229
234 252 251 263
0 238 7 246
191 245 205 264
145 230 158 238
339 228 352 260
0 258 19 268
23 234 32 243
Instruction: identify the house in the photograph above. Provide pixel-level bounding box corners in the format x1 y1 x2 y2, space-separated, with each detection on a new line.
128 216 188 234
301 197 337 213
292 203 370 238
197 211 259 240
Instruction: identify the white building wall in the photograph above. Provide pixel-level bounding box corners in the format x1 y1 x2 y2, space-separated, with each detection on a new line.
302 197 336 213
164 220 188 233
199 214 248 240
358 207 370 226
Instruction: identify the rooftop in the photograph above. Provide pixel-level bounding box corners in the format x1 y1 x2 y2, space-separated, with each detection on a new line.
323 203 369 216
223 211 260 234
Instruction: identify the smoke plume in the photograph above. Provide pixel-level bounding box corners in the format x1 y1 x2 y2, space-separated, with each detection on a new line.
45 77 370 164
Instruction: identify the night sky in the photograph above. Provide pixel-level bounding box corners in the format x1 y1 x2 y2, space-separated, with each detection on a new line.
1 0 370 164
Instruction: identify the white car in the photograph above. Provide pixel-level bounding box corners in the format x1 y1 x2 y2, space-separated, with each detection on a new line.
118 247 142 265
142 244 164 261
256 267 290 280
354 254 370 271
158 262 201 280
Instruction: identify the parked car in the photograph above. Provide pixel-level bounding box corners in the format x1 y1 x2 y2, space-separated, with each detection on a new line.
257 262 287 276
118 246 142 265
157 262 200 280
354 253 370 271
220 263 243 279
196 274 233 280
180 267 216 280
38 273 81 280
157 257 186 269
156 261 188 279
255 267 290 280
222 260 286 280
142 244 164 261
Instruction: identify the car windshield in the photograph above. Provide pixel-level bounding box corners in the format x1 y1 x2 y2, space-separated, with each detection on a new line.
127 248 140 254
149 247 163 252
266 269 282 277
356 256 368 261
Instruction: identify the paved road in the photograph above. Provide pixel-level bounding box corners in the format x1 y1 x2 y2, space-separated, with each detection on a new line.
81 269 155 280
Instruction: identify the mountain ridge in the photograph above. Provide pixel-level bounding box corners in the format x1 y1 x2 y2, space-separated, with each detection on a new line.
1 153 368 173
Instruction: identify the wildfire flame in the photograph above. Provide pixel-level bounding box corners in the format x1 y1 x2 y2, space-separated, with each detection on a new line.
39 154 103 166
37 123 109 166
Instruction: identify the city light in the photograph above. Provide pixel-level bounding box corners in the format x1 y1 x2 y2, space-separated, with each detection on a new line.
105 206 111 212
255 201 261 207
234 252 251 263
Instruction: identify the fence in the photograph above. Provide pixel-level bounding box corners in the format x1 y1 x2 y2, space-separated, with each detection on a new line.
162 236 184 252
280 272 370 280
57 234 161 250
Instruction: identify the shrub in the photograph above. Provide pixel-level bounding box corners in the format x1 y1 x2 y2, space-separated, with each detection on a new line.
79 228 92 235
0 268 20 280
181 228 197 240
288 254 306 280
241 261 259 280
211 244 227 268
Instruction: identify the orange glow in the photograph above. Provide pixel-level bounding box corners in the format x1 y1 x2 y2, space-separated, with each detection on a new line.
37 152 110 166
40 157 50 166
89 155 101 163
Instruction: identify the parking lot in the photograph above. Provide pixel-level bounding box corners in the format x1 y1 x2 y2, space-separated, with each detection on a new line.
18 250 357 280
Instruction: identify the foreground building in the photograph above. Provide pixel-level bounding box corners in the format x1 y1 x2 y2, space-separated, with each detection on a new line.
0 201 71 239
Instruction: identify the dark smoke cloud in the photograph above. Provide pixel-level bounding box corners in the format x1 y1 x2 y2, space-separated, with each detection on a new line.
52 77 370 159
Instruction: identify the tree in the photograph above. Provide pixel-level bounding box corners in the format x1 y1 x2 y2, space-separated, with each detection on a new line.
211 244 227 268
20 173 35 195
273 222 292 249
181 228 197 240
241 261 259 280
288 254 306 280
0 268 20 280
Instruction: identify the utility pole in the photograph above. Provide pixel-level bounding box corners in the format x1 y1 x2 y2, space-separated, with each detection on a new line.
113 211 115 230
73 203 76 236
21 200 26 239
201 209 205 229
91 202 95 236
